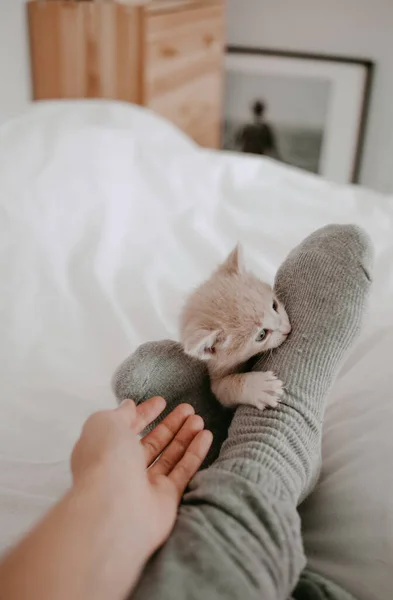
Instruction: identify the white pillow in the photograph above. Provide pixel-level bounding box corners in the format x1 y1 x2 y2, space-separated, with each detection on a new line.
300 322 393 600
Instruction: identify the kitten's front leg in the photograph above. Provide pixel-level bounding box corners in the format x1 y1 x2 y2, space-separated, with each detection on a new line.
211 371 284 410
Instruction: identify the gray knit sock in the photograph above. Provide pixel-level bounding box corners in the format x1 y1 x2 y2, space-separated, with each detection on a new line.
216 223 373 502
112 340 231 466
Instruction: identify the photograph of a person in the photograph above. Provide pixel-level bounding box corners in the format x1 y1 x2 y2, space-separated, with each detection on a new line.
234 99 282 160
223 73 330 174
222 49 372 183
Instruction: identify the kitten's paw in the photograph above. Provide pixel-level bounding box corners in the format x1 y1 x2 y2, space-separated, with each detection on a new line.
262 371 279 382
244 371 284 410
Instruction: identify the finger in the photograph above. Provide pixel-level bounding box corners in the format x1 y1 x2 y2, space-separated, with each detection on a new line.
115 399 137 426
169 430 213 499
149 415 204 477
142 403 195 467
133 397 167 434
117 397 166 434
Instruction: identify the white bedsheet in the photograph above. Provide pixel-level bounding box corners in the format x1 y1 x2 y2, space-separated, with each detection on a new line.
0 101 392 589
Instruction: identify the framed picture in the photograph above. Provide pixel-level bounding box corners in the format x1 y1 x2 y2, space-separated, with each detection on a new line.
223 48 373 184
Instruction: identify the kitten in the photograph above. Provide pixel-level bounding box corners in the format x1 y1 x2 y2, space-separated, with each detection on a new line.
180 245 291 410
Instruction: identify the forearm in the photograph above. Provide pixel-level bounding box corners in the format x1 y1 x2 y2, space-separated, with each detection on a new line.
0 467 148 600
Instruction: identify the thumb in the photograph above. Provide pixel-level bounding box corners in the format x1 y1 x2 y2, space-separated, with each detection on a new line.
116 399 137 427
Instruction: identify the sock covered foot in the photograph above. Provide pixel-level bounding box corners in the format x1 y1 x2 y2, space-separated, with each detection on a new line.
217 224 373 502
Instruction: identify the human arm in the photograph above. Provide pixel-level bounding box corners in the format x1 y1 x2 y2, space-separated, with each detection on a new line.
0 398 212 600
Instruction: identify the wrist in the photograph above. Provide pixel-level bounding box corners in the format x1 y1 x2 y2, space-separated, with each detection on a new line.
74 458 133 495
71 463 152 596
74 461 153 559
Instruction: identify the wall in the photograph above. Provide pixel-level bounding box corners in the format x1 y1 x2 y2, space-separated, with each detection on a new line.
227 0 393 194
0 0 30 125
0 0 392 193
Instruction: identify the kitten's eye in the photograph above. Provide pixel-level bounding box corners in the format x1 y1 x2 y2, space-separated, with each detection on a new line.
255 329 267 342
272 299 278 312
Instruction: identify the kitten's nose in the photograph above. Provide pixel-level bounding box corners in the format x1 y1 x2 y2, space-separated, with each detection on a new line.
283 324 292 335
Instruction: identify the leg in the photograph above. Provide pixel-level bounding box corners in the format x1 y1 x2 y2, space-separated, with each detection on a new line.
129 224 373 600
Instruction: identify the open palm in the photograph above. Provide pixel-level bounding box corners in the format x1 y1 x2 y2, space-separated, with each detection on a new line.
72 396 212 558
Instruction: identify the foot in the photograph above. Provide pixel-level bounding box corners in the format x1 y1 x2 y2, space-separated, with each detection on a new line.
228 224 374 502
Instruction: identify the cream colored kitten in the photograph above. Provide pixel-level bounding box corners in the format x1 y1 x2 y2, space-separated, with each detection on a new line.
180 245 291 410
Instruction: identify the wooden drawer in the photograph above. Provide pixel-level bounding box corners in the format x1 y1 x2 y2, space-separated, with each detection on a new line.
27 0 225 150
27 2 143 101
147 72 222 149
145 4 223 101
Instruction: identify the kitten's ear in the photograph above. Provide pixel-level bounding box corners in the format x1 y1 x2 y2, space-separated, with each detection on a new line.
221 244 245 274
183 329 220 361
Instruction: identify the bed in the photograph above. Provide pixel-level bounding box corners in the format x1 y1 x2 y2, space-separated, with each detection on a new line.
0 100 392 599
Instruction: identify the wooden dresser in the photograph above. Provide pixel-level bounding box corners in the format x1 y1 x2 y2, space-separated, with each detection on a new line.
27 0 225 149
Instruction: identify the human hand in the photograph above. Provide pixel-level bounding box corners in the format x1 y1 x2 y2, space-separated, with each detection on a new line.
71 398 212 560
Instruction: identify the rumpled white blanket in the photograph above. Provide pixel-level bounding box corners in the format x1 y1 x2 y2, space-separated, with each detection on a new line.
0 100 392 600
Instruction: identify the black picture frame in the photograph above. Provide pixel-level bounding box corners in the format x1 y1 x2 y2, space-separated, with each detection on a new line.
224 46 374 183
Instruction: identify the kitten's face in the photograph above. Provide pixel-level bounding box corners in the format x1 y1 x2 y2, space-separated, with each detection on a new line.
180 245 291 376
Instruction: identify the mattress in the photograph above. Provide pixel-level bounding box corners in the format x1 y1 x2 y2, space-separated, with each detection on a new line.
0 101 392 599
